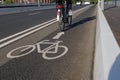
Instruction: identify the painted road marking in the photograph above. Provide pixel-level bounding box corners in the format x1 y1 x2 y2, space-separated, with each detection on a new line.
0 5 92 48
7 40 68 60
29 12 41 15
0 18 56 44
53 32 64 39
0 20 56 48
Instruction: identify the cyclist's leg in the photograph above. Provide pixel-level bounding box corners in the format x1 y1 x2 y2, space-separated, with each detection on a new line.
59 6 65 31
57 7 64 31
61 6 65 20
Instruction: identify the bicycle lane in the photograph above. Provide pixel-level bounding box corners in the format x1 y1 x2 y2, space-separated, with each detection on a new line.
0 6 97 80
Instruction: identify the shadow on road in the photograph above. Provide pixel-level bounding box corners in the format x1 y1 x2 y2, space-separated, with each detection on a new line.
63 16 96 31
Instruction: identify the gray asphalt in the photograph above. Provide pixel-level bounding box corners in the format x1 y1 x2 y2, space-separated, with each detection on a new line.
0 5 97 80
0 8 56 39
104 6 120 46
0 5 88 39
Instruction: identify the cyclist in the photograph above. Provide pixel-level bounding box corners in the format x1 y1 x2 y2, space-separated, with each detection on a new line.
56 0 72 23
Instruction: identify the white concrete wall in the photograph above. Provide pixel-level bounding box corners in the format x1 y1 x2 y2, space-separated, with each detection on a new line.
94 5 120 80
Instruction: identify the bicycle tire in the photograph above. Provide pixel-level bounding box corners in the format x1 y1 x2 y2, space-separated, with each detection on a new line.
42 45 68 60
58 20 64 31
7 45 36 58
68 16 72 25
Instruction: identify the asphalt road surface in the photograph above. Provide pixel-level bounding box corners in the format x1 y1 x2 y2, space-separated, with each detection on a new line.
104 6 120 46
0 5 97 80
0 5 87 39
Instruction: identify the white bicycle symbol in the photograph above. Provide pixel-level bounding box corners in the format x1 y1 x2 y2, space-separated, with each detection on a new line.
7 40 68 60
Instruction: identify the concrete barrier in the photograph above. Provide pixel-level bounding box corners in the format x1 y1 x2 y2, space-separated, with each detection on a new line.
94 5 120 80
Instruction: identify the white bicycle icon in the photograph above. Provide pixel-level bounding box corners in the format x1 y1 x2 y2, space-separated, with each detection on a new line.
7 40 68 60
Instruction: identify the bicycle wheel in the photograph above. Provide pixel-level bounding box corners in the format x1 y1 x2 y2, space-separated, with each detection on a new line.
42 45 68 60
58 17 65 31
7 45 36 58
68 16 72 25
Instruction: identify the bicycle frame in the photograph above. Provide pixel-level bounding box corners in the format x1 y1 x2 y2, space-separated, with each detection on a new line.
36 40 63 53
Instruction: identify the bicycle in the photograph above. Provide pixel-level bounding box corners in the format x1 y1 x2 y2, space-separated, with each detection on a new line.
56 4 72 31
7 40 68 60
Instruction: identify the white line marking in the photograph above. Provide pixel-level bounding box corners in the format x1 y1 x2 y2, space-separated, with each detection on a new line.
42 45 68 60
0 18 56 43
7 45 36 58
0 5 91 43
0 20 56 48
7 40 68 60
0 5 92 48
29 12 41 15
53 32 64 39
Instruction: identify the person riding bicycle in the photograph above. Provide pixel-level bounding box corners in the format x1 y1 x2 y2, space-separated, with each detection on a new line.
56 0 72 23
